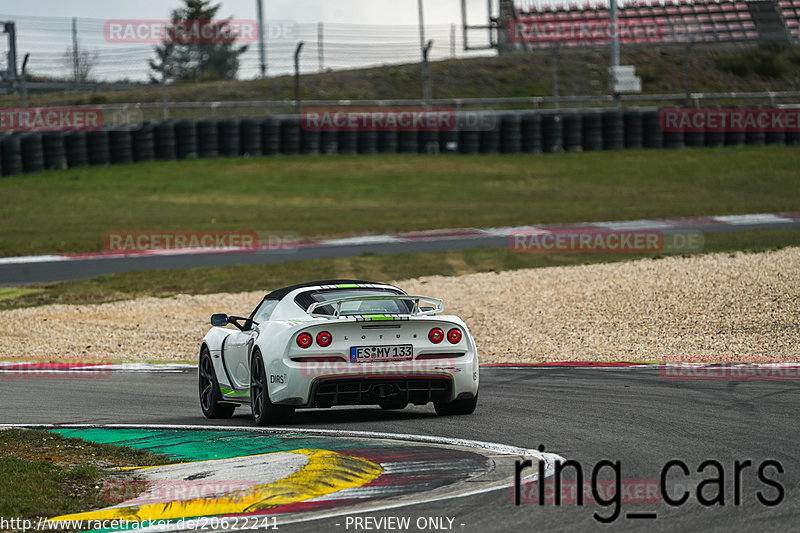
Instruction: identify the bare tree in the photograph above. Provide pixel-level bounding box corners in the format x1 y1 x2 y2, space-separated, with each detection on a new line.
63 47 99 82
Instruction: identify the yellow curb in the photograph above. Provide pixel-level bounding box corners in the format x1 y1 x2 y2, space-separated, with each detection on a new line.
50 449 382 523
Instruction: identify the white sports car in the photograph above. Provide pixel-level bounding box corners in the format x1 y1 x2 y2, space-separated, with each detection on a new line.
199 280 479 425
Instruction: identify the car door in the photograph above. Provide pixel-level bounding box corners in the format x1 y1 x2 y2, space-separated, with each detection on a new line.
223 299 279 390
223 328 257 390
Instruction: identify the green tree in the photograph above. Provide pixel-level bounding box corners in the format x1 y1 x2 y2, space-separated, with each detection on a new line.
149 0 248 83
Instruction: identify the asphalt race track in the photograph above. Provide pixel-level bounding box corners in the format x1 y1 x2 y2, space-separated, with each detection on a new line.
1 366 798 532
2 213 799 285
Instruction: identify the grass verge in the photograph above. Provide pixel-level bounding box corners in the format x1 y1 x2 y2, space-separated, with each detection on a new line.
0 429 175 521
0 148 798 257
2 229 797 310
0 288 44 302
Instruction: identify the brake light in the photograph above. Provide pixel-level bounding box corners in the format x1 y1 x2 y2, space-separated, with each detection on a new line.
296 333 313 348
291 356 346 363
428 328 444 344
447 328 462 344
316 331 332 347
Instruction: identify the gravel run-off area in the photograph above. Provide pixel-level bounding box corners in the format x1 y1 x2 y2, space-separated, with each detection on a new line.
1 247 798 363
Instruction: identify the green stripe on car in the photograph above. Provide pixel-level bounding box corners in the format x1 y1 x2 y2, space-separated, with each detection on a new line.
363 315 393 321
220 387 249 397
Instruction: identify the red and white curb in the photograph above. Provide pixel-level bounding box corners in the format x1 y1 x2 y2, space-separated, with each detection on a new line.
0 211 797 265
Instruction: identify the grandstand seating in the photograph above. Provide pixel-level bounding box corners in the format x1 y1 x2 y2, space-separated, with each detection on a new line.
513 0 799 47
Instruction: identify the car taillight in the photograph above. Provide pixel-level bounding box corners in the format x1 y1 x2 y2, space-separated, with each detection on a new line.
316 331 332 347
296 333 313 348
428 328 444 344
447 328 462 344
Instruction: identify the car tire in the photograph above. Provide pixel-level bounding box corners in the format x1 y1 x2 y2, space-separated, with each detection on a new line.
434 393 478 416
251 349 295 426
198 346 236 419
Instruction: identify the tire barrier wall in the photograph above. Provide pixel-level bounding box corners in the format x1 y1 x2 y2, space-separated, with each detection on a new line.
109 129 133 164
64 131 88 168
154 121 176 161
357 130 378 155
602 110 625 151
500 113 522 154
1 134 22 176
541 112 564 153
562 111 583 152
239 119 262 157
217 119 240 157
86 130 111 166
174 120 198 160
261 117 280 156
43 132 67 170
1 108 797 176
132 123 155 162
278 116 300 155
337 130 357 155
20 133 45 173
521 113 542 153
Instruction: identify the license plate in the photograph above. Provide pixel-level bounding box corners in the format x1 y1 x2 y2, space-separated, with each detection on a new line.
350 345 413 362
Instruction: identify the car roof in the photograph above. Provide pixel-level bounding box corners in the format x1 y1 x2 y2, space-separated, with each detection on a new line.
263 280 397 301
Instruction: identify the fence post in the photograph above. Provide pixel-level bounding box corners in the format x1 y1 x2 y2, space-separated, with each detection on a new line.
684 40 693 106
610 0 620 108
418 0 433 109
72 17 79 90
552 44 560 110
20 53 29 107
160 65 168 120
450 24 456 59
422 40 433 110
294 42 304 114
256 0 266 77
318 22 324 72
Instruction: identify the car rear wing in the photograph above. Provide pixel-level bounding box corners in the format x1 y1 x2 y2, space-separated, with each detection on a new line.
307 295 444 318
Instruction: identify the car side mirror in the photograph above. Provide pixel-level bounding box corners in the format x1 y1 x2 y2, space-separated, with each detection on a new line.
210 313 229 327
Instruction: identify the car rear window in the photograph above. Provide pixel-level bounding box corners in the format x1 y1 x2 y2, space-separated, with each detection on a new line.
296 288 411 316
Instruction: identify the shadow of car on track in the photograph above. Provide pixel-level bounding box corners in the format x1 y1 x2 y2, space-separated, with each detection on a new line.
184 406 442 427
